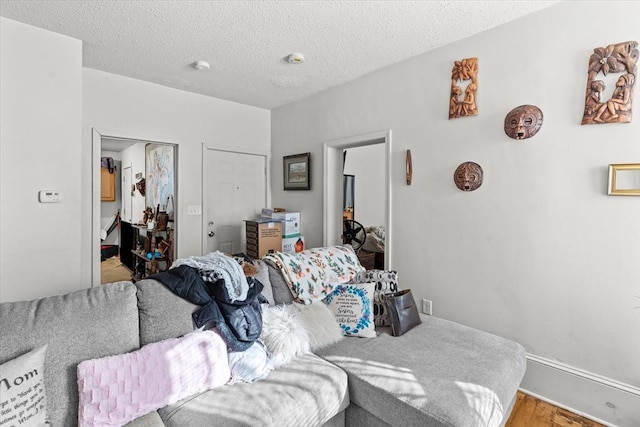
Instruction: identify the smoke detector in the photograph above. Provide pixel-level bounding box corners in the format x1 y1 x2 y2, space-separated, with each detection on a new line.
192 60 210 70
288 53 305 64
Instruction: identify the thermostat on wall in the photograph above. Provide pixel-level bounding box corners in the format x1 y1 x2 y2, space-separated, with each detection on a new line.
38 190 63 203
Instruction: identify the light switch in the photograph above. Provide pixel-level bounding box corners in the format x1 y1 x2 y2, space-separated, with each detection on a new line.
187 205 202 215
38 190 63 203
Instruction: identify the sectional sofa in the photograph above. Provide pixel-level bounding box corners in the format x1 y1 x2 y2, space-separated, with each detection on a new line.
0 252 526 426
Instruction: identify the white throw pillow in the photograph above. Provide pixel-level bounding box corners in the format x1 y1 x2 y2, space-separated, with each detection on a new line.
296 302 344 351
324 283 377 338
260 304 311 368
0 345 50 427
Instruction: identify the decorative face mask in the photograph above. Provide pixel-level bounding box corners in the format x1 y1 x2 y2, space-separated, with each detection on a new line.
504 105 543 140
454 162 483 192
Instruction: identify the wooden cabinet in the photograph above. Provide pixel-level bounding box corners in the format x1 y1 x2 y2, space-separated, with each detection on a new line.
101 167 116 201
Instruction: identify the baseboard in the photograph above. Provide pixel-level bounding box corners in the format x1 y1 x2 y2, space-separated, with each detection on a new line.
521 353 640 427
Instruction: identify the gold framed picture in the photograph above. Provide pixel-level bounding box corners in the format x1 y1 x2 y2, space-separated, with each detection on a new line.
608 163 640 196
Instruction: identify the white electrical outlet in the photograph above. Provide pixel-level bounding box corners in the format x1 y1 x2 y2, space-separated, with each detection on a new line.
422 299 432 315
187 205 202 216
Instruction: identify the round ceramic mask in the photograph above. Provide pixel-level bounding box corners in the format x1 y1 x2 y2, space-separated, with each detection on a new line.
454 162 483 192
504 105 543 140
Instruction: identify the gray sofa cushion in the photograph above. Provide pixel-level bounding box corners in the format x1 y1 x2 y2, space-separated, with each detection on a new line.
316 315 526 427
159 353 349 427
135 278 199 346
0 282 140 427
252 259 275 305
124 411 166 427
264 259 295 305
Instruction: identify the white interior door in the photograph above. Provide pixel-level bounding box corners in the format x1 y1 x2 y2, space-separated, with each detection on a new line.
205 149 267 255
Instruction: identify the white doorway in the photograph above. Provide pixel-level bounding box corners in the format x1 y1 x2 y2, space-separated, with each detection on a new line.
91 128 178 286
323 130 392 268
203 148 268 255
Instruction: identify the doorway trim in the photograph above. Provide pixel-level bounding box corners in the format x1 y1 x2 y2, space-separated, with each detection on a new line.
91 128 178 286
323 129 392 268
201 144 271 255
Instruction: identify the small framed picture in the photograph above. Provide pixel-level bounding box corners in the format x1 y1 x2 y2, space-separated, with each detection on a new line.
283 152 310 190
608 163 640 196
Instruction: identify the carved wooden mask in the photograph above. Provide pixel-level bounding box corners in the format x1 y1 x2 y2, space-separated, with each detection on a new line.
581 41 638 125
454 162 483 192
504 105 543 140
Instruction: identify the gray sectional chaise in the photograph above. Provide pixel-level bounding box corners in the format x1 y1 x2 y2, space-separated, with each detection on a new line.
0 260 526 426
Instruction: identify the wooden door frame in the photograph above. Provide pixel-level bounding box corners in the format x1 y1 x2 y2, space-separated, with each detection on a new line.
201 145 271 255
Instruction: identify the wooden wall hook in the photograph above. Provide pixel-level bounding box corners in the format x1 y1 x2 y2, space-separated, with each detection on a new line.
406 150 412 185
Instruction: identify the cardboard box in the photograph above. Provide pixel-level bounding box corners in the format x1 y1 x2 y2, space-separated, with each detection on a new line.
261 207 287 218
271 212 301 237
282 236 305 253
245 220 283 259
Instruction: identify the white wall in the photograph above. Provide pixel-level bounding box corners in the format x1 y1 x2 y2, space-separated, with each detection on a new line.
81 68 271 282
272 2 639 425
344 144 386 227
0 18 83 302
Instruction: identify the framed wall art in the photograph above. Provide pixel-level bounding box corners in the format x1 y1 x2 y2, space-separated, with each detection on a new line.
145 143 175 212
608 163 640 196
283 152 310 190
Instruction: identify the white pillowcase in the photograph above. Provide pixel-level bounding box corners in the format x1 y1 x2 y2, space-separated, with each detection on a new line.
260 304 311 368
0 345 49 427
296 302 344 352
227 341 272 385
324 282 377 338
260 301 344 368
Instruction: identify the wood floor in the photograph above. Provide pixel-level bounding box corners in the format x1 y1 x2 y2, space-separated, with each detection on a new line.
506 392 606 427
101 256 132 284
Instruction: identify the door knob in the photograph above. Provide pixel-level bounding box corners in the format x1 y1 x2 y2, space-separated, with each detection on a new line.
208 231 215 237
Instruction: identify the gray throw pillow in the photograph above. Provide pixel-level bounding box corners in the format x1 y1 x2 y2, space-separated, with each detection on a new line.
252 260 274 305
264 259 294 305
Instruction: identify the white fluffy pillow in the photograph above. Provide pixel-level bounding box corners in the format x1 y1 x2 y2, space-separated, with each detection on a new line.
297 302 344 351
260 304 311 368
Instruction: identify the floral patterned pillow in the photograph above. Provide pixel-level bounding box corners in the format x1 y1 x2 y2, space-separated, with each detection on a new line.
324 282 376 338
264 245 364 304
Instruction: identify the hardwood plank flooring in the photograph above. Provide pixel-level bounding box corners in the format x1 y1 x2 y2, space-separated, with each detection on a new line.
101 256 132 284
506 392 606 427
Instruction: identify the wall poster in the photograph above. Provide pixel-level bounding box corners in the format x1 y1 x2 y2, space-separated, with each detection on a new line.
145 144 175 217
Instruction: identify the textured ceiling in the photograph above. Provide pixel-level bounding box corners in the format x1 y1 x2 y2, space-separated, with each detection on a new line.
0 0 560 110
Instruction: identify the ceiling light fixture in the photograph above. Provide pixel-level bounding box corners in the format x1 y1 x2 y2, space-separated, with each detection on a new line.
192 60 210 70
288 53 305 64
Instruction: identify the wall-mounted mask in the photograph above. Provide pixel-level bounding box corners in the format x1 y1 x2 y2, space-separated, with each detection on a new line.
454 162 483 192
504 105 543 140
